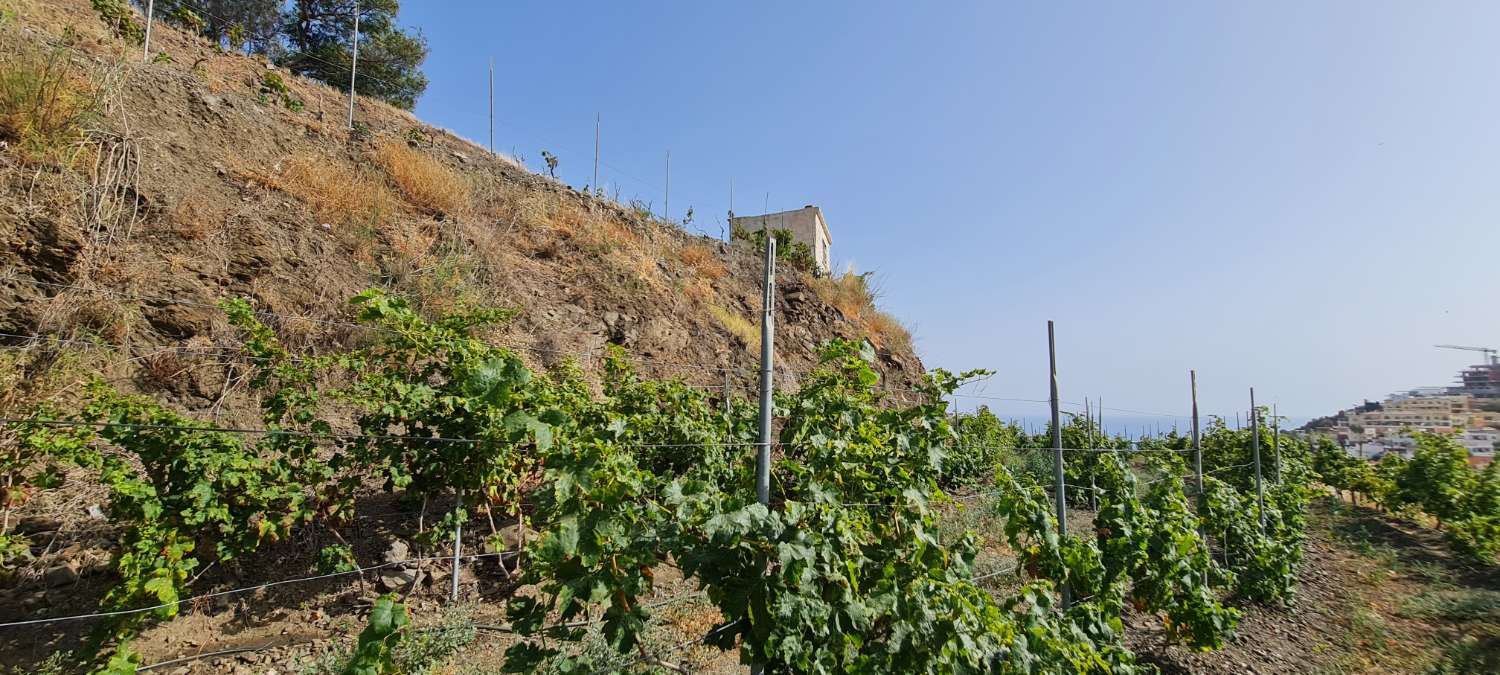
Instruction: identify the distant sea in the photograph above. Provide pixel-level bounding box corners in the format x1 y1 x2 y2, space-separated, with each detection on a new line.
995 415 1314 440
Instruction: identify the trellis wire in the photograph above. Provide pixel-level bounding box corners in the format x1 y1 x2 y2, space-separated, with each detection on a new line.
0 549 519 629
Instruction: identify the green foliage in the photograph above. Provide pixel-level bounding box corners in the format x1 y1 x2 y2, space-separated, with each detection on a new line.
259 71 304 111
1399 434 1475 525
946 406 1020 486
733 226 819 274
167 7 205 34
343 595 412 675
281 0 429 109
6 290 1322 672
337 289 560 529
317 544 358 574
1319 431 1500 563
91 0 145 45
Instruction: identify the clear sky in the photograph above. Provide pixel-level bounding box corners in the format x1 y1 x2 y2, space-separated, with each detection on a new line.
400 1 1500 424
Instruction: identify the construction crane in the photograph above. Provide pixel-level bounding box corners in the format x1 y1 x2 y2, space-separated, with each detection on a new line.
1435 344 1499 365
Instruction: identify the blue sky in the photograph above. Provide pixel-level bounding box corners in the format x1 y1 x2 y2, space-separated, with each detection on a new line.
400 1 1500 424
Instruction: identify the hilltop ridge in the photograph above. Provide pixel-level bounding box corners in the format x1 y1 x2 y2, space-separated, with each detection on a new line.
0 0 923 424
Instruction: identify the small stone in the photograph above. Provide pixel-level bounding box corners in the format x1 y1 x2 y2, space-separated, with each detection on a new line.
383 539 410 565
14 516 61 535
87 504 106 519
379 568 419 592
45 564 79 587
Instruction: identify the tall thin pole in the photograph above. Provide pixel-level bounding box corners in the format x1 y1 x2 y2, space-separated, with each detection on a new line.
450 496 463 602
487 59 495 155
1191 371 1206 583
750 234 776 675
1191 372 1204 501
755 236 776 505
1048 320 1069 609
346 0 360 130
142 0 155 63
723 369 732 420
1251 388 1266 534
593 113 600 193
1273 403 1281 483
1086 398 1097 510
664 150 671 221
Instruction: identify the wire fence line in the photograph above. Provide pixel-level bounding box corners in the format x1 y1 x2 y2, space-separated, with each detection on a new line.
0 549 519 630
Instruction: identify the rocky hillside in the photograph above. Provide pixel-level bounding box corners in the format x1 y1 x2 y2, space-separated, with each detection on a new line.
0 0 924 428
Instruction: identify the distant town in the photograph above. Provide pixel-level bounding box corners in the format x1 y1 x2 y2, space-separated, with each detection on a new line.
1306 345 1500 466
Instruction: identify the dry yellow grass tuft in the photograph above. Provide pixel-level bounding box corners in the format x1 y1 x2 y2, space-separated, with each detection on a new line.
371 138 470 215
811 272 913 352
0 43 98 163
245 154 399 229
708 303 759 352
678 243 727 280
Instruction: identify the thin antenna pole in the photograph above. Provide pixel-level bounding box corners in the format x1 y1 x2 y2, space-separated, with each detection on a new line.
1048 320 1069 609
142 0 155 63
488 59 495 155
593 113 600 193
346 0 361 130
664 150 671 221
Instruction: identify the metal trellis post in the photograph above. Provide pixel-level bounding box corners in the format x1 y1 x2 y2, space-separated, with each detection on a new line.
1048 320 1069 609
451 495 463 602
1087 398 1097 510
1273 403 1281 483
750 233 775 675
1191 370 1206 583
1251 388 1266 534
347 0 360 130
755 236 776 506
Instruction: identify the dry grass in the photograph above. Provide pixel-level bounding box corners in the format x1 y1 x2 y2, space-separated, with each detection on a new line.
678 243 727 280
810 272 913 352
169 193 215 240
708 303 759 352
370 137 470 215
243 154 399 229
0 43 99 163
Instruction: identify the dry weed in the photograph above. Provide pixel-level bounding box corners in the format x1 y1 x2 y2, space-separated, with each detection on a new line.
708 303 759 352
170 193 213 240
0 43 98 163
811 272 913 351
678 243 726 280
371 137 470 215
245 154 399 229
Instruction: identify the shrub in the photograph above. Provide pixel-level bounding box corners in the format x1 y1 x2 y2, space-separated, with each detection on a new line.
258 71 304 111
0 45 97 162
371 138 470 215
733 226 817 274
91 0 144 45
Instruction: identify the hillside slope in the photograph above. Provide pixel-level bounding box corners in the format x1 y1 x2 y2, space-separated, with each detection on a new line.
0 0 924 423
